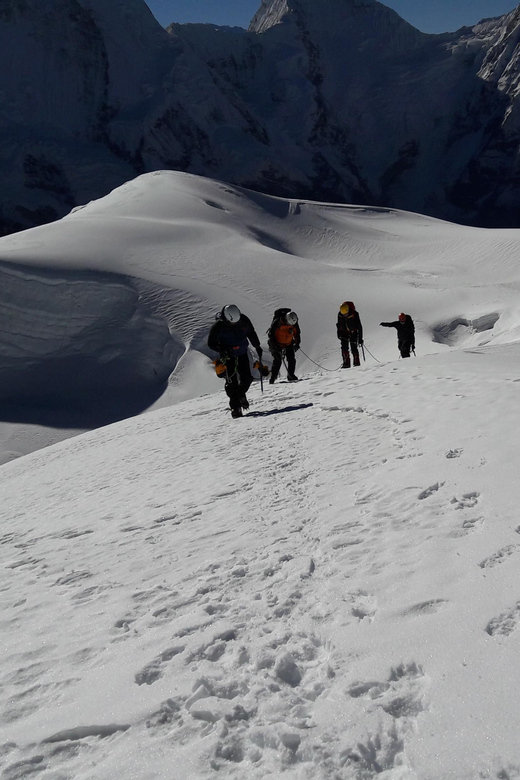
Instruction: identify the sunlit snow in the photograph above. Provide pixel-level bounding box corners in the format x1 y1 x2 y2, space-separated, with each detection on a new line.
1 170 520 779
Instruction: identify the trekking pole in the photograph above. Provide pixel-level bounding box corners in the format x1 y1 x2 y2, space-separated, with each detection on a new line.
251 347 265 393
361 343 366 362
282 349 288 373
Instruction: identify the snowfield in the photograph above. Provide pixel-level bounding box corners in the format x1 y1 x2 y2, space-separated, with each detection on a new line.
1 171 520 779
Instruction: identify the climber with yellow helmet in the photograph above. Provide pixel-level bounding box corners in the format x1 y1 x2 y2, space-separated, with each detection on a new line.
337 301 363 368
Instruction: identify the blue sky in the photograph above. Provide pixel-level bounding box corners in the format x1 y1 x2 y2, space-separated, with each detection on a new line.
146 0 517 33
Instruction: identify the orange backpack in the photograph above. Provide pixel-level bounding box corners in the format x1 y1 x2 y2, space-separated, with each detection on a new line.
274 324 297 346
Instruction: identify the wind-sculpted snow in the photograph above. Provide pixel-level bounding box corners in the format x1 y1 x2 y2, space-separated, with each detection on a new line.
0 260 179 424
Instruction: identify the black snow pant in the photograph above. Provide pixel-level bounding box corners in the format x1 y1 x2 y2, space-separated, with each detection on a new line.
224 353 253 410
340 337 360 367
270 346 296 381
399 340 412 358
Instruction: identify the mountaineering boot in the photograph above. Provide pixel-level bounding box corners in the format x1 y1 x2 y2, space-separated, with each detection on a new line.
287 374 298 382
353 356 360 367
341 363 350 369
269 375 277 385
231 407 243 419
239 396 249 410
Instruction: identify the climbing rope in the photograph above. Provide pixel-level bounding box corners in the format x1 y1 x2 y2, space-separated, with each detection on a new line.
298 347 342 372
362 344 381 363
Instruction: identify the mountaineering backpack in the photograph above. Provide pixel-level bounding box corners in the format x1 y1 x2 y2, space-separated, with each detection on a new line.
338 302 359 331
268 308 291 335
274 324 297 346
268 307 297 348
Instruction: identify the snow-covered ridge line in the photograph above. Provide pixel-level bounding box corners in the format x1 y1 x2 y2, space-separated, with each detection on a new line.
3 0 520 232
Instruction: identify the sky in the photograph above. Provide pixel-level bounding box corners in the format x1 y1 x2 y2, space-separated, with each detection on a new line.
146 0 518 33
1 170 520 778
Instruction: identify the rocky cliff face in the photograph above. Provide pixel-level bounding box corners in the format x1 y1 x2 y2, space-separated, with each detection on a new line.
2 0 520 232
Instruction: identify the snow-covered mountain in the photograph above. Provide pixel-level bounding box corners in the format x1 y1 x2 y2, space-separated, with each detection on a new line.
2 168 520 779
2 0 520 234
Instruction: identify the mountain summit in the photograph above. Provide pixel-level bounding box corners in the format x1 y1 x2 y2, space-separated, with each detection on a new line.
2 0 520 232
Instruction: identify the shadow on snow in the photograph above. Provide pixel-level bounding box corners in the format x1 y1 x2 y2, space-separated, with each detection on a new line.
247 403 313 417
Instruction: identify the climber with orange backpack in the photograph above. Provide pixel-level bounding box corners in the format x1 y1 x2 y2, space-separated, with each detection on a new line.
267 308 301 384
337 301 363 368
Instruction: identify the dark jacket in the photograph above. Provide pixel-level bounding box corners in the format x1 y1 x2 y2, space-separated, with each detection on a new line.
208 313 261 358
381 316 415 347
337 307 363 343
268 308 301 351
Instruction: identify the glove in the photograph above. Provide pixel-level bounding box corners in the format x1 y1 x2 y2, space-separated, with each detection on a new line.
380 323 384 326
294 344 300 352
358 339 363 346
257 347 263 358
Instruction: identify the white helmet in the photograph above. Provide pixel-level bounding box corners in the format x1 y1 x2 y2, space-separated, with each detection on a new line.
222 304 241 323
285 311 298 325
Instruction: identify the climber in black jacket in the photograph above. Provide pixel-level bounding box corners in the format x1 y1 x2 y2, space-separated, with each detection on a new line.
208 304 262 418
380 313 415 358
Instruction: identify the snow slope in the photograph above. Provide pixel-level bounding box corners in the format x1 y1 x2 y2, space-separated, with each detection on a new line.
1 170 520 778
1 169 520 458
1 345 520 779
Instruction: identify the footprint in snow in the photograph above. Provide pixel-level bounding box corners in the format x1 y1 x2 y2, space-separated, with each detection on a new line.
478 545 519 569
486 602 520 637
451 515 484 536
418 482 444 500
401 599 448 617
348 589 377 622
451 491 480 510
347 662 428 719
